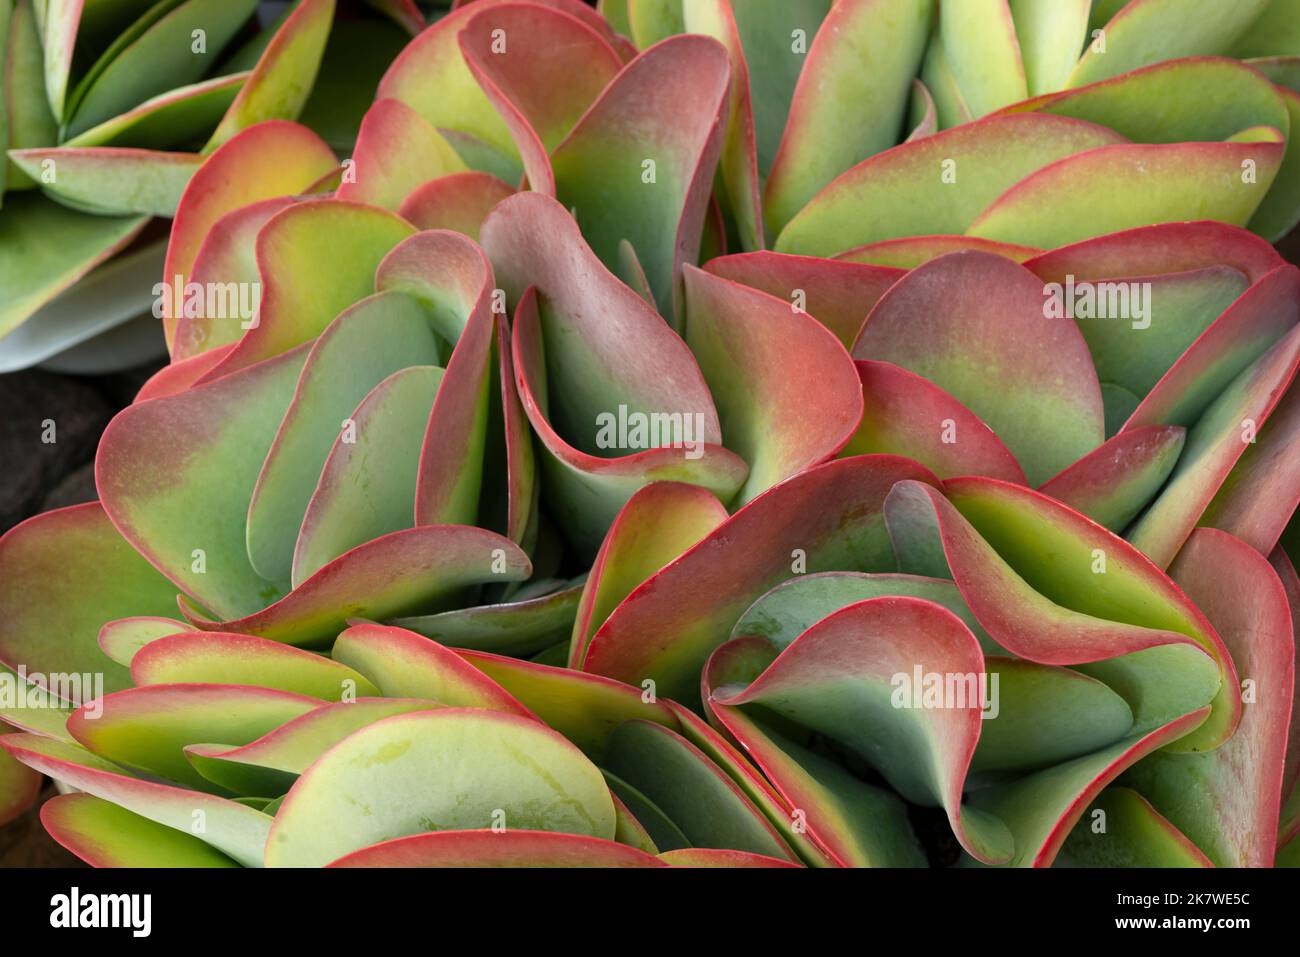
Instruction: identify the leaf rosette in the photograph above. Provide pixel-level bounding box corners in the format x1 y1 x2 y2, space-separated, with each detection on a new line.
1 0 1299 870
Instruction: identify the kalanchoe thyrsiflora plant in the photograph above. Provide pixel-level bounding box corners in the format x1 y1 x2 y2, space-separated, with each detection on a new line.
0 0 424 370
1 0 1300 869
599 0 1300 253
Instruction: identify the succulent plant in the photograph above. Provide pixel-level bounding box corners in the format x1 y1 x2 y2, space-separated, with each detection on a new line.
597 0 1300 252
1 0 1300 869
0 0 422 372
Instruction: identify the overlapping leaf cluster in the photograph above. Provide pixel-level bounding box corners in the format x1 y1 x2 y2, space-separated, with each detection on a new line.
0 0 423 364
2 0 1300 868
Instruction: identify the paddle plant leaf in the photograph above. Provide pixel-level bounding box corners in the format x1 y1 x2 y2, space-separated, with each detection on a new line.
6 0 1300 872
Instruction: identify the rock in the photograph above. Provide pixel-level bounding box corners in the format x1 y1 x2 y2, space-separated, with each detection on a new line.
0 370 111 532
1280 223 1300 269
0 786 84 867
91 357 166 408
41 461 99 512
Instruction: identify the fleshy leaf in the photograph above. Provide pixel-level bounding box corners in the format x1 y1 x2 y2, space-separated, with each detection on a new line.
291 366 443 583
457 649 679 760
68 683 319 790
1122 529 1294 866
376 1 520 168
886 478 1238 751
0 503 178 694
625 0 683 48
0 193 146 341
680 0 763 250
1253 79 1300 241
966 137 1286 248
965 707 1211 867
335 97 467 211
63 73 245 149
1037 426 1186 532
1058 787 1213 867
1016 57 1289 150
184 698 440 796
852 251 1104 485
97 346 309 619
0 733 271 867
205 0 334 150
130 631 380 700
701 653 926 867
181 525 531 647
703 250 904 348
397 171 514 239
98 616 193 668
920 29 973 130
1067 0 1274 87
64 0 260 139
38 0 80 121
162 120 338 348
550 34 730 320
202 199 416 376
331 623 531 716
845 360 1027 484
395 579 583 659
713 596 1013 864
327 829 663 867
602 719 799 861
937 0 1026 119
683 266 862 503
570 482 728 669
970 658 1136 774
762 0 932 237
458 0 622 195
5 0 58 190
42 793 240 868
482 192 744 553
264 708 616 867
1008 0 1091 96
171 197 297 360
582 455 939 704
371 231 505 533
1033 268 1253 402
1198 372 1300 555
245 291 440 588
775 113 1124 257
1120 264 1300 435
1128 323 1300 567
11 146 201 216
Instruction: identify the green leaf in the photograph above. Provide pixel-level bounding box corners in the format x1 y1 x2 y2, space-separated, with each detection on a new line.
0 503 178 694
603 719 798 860
0 192 146 340
65 0 260 138
41 793 241 867
264 709 616 867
